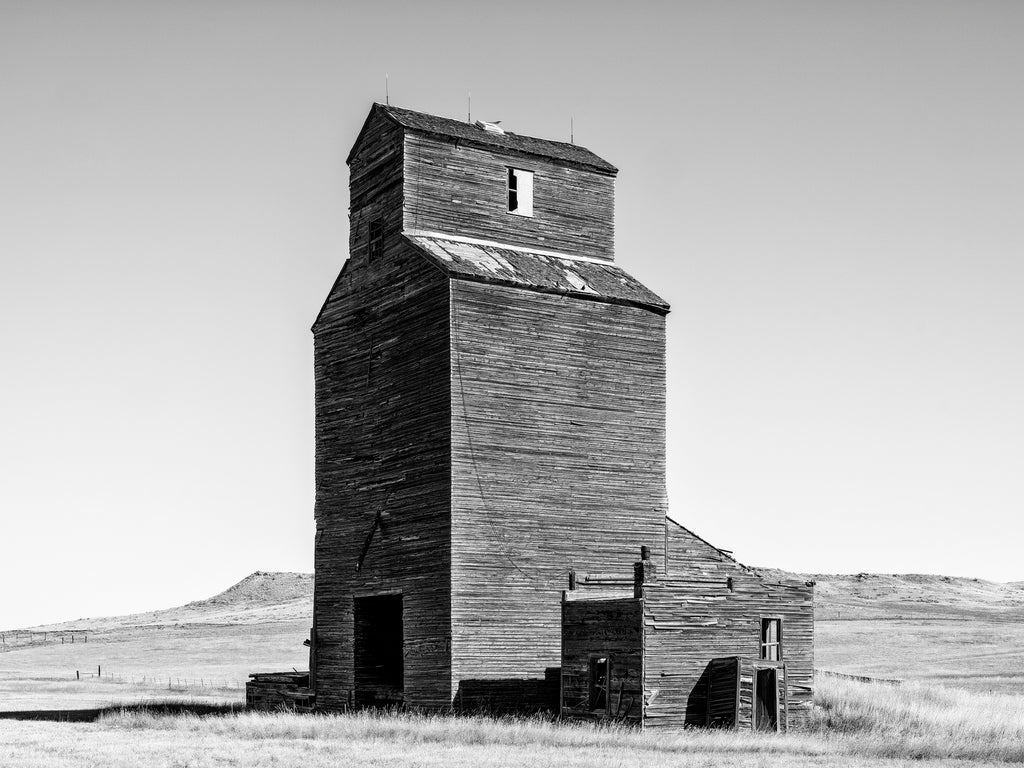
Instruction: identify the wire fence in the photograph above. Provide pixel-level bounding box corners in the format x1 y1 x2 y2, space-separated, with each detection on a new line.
1 631 91 648
73 669 247 690
4 631 249 691
816 669 903 686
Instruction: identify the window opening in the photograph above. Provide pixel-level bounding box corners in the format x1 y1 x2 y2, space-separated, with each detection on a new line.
760 618 782 661
368 219 384 262
507 168 533 217
589 656 610 711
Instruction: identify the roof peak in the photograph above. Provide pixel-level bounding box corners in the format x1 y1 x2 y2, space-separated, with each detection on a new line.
357 102 617 174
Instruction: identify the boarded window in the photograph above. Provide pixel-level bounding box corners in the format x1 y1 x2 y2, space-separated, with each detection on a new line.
368 219 384 262
588 656 609 711
760 618 782 661
507 168 533 217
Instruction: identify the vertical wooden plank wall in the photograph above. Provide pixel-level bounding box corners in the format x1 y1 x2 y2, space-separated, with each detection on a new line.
706 657 740 727
403 134 616 261
312 112 454 710
449 281 667 699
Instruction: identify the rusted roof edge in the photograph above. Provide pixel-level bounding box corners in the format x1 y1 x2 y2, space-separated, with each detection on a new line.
448 270 670 314
404 235 669 315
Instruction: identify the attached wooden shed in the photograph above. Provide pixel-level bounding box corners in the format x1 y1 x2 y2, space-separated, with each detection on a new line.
561 521 815 731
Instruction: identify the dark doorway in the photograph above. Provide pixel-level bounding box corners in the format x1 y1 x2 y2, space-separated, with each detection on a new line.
353 594 403 706
754 667 778 731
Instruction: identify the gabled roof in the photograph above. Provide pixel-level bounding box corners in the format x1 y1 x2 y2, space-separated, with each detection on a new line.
406 233 668 314
347 103 618 175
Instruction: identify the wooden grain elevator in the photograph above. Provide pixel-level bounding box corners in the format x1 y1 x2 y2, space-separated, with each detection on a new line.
300 103 814 728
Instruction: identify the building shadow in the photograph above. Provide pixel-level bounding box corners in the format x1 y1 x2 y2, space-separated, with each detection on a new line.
453 667 560 714
684 662 714 727
0 702 243 723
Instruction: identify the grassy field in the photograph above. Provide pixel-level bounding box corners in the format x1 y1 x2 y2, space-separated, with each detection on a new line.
816 618 1024 694
2 677 1022 767
0 572 310 710
0 621 308 710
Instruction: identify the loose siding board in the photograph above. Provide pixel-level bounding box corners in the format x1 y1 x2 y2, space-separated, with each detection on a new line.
247 672 313 712
449 279 668 701
403 133 616 261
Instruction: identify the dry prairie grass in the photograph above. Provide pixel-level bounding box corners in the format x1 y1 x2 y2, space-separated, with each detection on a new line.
1 677 1022 767
808 675 1024 762
0 621 307 710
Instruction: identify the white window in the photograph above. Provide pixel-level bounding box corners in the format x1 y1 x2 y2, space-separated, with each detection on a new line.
507 168 533 217
760 618 782 661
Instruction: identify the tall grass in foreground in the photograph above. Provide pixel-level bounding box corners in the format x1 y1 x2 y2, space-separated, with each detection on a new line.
809 675 1024 762
97 678 1024 764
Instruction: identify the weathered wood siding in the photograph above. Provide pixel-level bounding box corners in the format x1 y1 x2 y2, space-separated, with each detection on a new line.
312 110 453 710
639 527 814 730
449 280 667 702
247 672 313 712
403 133 616 261
347 114 404 268
561 596 643 723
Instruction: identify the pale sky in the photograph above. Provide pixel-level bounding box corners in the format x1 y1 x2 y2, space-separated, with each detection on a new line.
2 1 1022 629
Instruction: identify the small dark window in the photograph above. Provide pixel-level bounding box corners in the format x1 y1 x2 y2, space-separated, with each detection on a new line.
760 618 782 661
368 219 384 262
588 656 609 711
507 168 533 216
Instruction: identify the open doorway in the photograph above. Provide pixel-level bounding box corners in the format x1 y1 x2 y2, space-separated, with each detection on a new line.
754 667 778 731
353 594 403 706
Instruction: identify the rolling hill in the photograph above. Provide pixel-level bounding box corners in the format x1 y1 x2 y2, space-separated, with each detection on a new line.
26 572 314 632
3 569 1023 711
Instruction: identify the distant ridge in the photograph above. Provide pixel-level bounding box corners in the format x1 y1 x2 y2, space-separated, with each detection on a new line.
21 569 1024 632
754 569 1024 622
184 571 312 610
28 572 313 632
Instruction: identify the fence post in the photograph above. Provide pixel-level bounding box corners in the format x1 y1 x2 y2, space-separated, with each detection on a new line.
76 670 80 680
98 665 101 678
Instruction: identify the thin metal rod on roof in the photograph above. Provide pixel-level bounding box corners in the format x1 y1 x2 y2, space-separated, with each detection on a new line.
570 117 574 145
467 93 471 123
385 73 389 105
